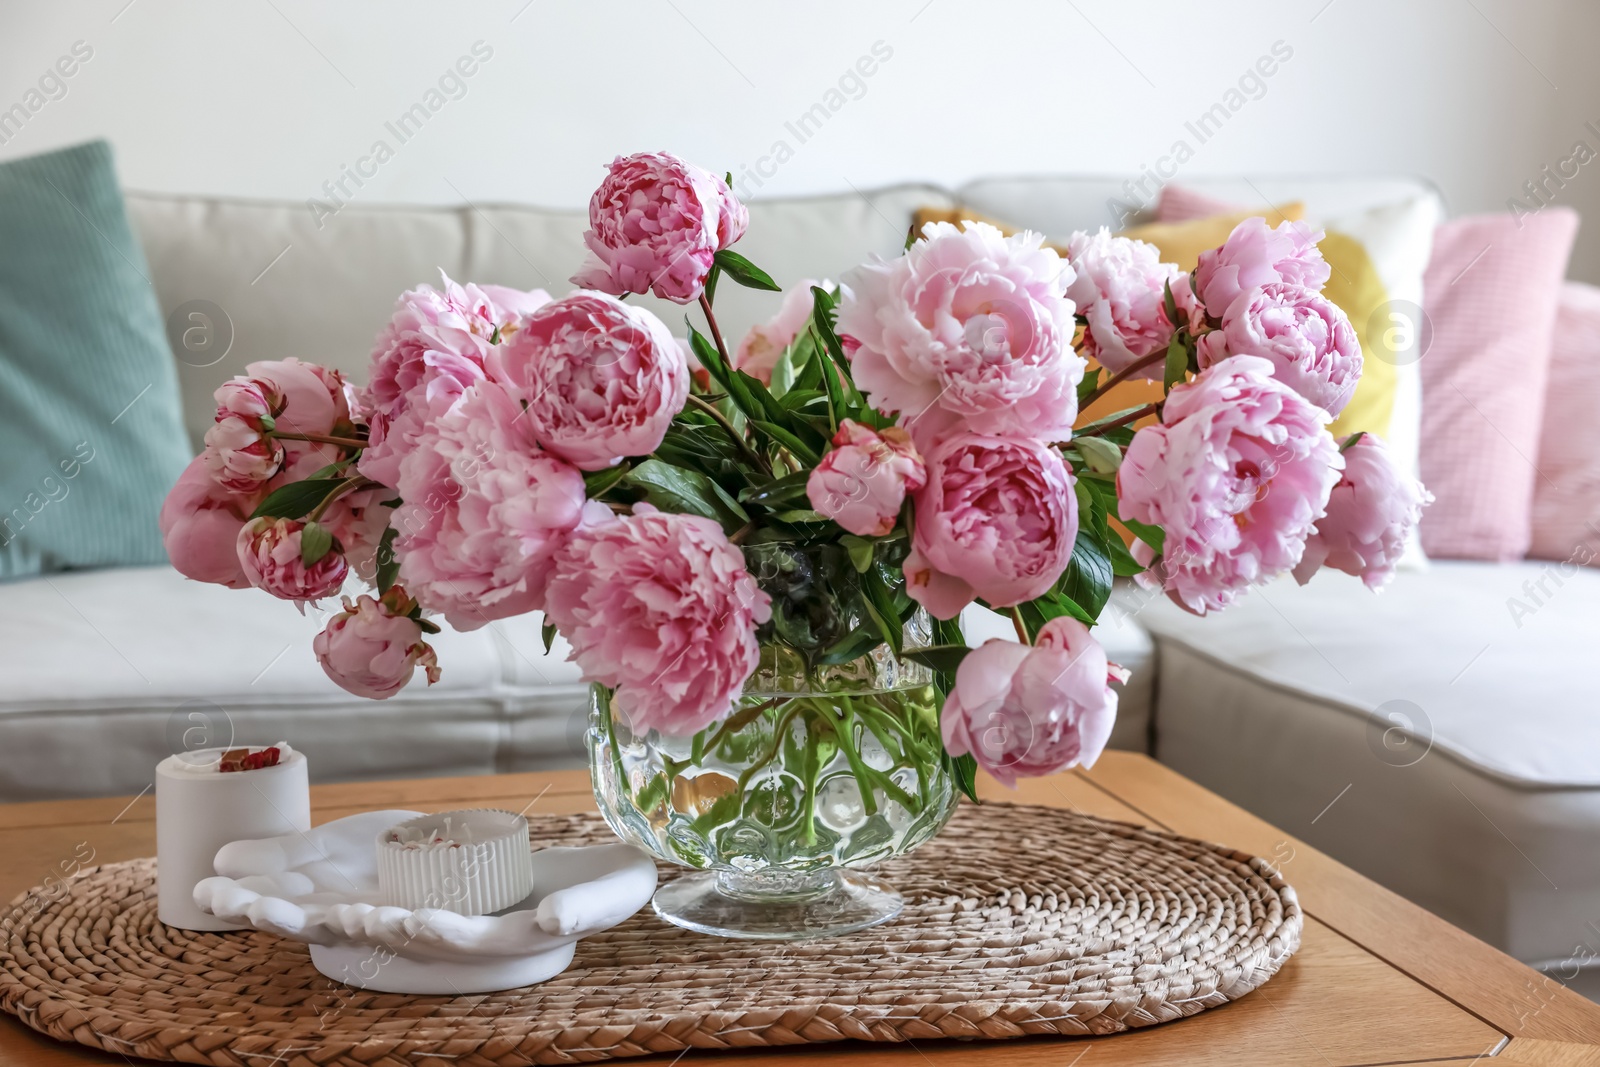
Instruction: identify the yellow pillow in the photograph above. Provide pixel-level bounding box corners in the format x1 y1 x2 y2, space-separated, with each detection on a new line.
1122 209 1393 441
1119 202 1306 271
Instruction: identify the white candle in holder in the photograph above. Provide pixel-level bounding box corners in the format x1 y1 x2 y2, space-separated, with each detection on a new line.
155 743 310 930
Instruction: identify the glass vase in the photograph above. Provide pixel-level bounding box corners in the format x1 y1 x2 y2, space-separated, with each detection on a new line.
586 631 959 940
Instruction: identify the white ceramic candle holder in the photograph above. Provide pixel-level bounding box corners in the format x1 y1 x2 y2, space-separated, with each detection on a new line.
376 809 534 916
155 743 309 931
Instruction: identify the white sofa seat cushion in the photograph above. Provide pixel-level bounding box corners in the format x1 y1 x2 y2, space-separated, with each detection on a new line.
0 567 588 800
1128 562 1600 982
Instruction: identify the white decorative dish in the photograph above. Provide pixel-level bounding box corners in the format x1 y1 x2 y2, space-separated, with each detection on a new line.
193 809 657 994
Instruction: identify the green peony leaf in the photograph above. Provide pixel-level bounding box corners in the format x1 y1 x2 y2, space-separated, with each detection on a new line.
1061 529 1114 618
299 520 335 567
623 459 748 528
841 534 876 573
1163 332 1188 391
582 463 631 498
713 249 781 292
904 644 972 674
375 526 400 593
949 752 980 803
250 479 345 521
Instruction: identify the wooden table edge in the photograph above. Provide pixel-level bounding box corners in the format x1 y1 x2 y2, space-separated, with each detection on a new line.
1076 753 1600 1049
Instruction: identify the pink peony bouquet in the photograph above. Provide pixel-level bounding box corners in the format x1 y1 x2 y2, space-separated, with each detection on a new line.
162 152 1429 793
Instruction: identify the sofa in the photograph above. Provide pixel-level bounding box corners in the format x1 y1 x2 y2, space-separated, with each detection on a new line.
7 172 1597 996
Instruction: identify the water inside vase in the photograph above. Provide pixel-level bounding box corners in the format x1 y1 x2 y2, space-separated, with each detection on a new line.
590 664 958 875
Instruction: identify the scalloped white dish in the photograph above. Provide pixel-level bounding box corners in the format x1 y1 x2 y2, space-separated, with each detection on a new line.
193 809 658 993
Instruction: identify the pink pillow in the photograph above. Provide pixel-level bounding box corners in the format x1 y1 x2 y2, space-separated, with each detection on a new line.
1418 210 1579 560
1155 185 1240 222
1530 282 1600 563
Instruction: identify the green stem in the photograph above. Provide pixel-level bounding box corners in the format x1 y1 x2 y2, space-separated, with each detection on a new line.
600 699 631 802
1080 402 1160 437
735 702 803 793
1010 605 1031 644
696 698 778 762
843 694 936 815
306 475 374 524
1081 349 1166 407
698 293 732 366
684 393 769 473
269 430 368 450
835 701 879 817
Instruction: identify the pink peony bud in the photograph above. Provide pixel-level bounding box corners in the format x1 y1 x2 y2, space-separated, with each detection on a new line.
1193 217 1331 318
203 415 284 493
1294 433 1433 590
236 516 348 603
806 420 925 537
570 152 746 305
214 377 281 424
1196 282 1363 417
940 617 1125 787
313 593 439 700
904 433 1077 619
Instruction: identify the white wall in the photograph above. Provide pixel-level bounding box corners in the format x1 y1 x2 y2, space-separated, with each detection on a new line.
2 0 1598 280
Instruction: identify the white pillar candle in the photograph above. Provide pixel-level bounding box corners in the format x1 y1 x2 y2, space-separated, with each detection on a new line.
155 744 310 930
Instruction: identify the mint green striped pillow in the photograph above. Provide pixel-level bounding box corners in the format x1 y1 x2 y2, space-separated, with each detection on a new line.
0 139 191 577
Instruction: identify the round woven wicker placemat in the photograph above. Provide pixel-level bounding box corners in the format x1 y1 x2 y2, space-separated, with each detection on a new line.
0 802 1300 1065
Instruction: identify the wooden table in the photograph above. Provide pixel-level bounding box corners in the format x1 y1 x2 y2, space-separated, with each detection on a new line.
2 752 1597 1066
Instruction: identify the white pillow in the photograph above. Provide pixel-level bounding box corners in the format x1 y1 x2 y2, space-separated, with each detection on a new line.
1319 193 1443 567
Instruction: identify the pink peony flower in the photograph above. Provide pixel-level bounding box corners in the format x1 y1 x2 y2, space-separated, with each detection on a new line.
904 433 1078 619
203 415 283 493
1065 228 1182 377
570 152 746 304
734 280 824 385
544 503 772 736
392 380 587 630
160 455 260 588
1294 433 1433 590
1193 217 1330 318
1118 355 1342 614
1197 282 1363 417
313 593 439 700
359 274 550 489
941 617 1126 787
806 420 925 537
838 221 1083 448
236 517 349 603
494 291 688 470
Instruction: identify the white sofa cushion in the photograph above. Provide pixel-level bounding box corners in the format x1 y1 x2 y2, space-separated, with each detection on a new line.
0 567 588 800
1126 562 1600 978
